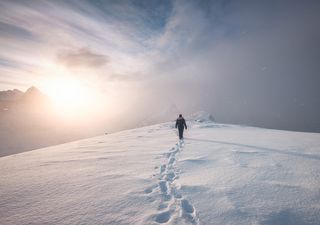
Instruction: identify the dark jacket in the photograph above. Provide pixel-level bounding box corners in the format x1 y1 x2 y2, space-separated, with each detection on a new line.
176 117 187 130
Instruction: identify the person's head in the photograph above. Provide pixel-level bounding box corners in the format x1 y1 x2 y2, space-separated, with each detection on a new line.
179 114 182 118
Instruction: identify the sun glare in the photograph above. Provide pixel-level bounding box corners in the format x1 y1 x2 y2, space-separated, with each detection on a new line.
44 77 98 117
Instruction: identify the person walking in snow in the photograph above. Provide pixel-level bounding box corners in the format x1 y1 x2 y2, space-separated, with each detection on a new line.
175 114 187 140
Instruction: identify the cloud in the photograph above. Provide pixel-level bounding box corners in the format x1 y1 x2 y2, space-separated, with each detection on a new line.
0 0 320 132
105 72 144 82
56 48 108 69
129 0 320 132
0 21 36 41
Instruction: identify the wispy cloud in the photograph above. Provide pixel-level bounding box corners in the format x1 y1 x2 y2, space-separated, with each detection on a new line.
56 48 108 69
0 0 320 131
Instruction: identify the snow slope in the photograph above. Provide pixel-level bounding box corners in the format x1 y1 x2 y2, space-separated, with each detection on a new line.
1 118 320 225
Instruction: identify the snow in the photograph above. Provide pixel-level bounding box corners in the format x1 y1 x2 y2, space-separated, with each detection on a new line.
1 119 320 224
185 111 215 122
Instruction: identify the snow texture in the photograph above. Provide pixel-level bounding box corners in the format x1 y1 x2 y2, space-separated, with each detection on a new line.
1 118 320 224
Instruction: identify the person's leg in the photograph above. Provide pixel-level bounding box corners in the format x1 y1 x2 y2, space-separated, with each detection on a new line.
178 128 184 139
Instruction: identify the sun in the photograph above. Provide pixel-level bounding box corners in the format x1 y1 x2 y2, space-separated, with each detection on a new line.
43 76 97 116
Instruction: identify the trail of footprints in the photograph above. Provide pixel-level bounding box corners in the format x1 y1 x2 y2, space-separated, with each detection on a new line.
145 140 200 224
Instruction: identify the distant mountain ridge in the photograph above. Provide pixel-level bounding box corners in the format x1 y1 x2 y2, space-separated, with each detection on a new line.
0 86 99 157
0 88 24 101
0 86 51 113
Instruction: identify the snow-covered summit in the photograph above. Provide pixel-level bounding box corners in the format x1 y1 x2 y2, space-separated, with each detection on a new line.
1 122 320 224
186 111 215 122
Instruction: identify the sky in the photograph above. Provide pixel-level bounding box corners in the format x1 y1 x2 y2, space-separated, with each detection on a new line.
0 0 320 132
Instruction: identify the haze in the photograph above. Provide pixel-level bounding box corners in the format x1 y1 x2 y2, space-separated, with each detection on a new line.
1 0 320 133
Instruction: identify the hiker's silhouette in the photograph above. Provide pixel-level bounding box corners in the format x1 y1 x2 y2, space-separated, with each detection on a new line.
175 114 187 139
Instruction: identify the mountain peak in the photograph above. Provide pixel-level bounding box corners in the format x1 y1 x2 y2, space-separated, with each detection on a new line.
186 111 215 122
22 86 48 103
24 86 41 95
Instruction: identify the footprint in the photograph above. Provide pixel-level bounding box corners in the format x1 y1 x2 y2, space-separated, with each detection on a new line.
162 194 172 202
181 199 198 224
144 184 158 194
182 213 197 224
158 203 168 210
172 187 182 199
159 180 168 194
160 164 166 174
155 211 171 223
144 188 153 194
168 156 175 165
167 151 177 159
181 199 194 214
166 171 176 181
149 141 199 224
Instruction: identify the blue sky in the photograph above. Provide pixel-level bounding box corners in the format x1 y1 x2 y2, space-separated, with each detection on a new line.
0 0 320 132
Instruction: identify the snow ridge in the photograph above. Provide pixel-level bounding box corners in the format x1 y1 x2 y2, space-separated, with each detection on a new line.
145 140 200 224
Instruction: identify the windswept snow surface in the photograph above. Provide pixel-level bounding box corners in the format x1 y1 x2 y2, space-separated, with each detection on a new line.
1 120 320 224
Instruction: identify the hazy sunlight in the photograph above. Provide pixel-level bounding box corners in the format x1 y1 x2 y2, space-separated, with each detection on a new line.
44 76 98 117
